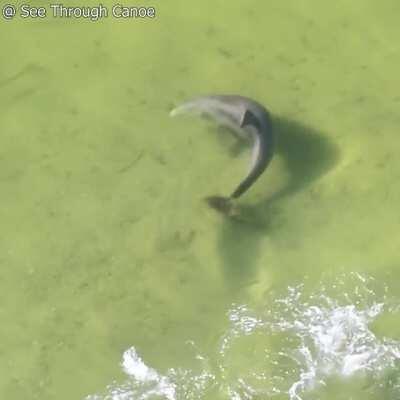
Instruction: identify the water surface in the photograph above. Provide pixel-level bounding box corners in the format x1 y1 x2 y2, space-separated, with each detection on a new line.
1 1 400 399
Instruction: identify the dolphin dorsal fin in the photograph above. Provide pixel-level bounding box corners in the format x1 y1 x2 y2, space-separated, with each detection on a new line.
240 109 259 128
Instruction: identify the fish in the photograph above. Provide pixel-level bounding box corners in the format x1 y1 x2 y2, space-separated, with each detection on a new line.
170 95 274 213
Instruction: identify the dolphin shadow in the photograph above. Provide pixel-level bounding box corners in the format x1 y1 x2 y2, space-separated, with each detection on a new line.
266 116 340 204
215 115 340 290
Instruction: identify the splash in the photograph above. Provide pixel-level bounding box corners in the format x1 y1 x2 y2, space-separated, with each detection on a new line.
86 274 400 400
86 347 176 400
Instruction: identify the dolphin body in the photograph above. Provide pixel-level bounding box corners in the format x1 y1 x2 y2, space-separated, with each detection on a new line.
170 95 273 210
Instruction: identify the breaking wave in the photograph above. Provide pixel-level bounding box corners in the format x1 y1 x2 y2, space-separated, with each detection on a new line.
86 274 400 400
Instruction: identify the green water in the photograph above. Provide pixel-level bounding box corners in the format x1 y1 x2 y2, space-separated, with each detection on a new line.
1 1 400 399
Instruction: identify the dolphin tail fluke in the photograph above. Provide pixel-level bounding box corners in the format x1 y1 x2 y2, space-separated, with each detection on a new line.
204 195 235 215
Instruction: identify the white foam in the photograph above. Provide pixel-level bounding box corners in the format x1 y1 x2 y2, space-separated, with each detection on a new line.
122 348 158 381
86 274 400 400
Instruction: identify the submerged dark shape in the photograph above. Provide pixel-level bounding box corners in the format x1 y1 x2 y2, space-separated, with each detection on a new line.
170 95 274 207
205 195 234 215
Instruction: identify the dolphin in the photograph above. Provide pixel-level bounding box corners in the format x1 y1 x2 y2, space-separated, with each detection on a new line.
170 95 274 212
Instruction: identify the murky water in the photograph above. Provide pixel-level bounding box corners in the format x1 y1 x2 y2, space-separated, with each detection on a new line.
1 1 400 399
86 274 400 400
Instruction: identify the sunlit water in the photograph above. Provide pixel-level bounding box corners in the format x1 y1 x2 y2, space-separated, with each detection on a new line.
2 1 400 399
86 274 400 400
